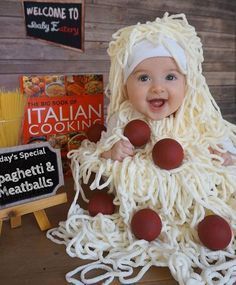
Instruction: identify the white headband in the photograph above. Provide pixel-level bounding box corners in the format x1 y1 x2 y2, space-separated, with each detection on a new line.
124 38 187 82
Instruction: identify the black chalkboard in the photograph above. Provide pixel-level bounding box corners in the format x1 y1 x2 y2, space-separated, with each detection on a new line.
23 0 84 51
0 142 64 209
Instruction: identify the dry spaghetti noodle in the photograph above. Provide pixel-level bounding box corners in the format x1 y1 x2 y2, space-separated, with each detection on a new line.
0 89 26 147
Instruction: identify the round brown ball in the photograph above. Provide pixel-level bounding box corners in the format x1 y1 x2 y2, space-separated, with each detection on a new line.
87 123 106 143
152 138 184 170
124 119 151 147
198 215 232 250
131 208 162 241
88 192 115 217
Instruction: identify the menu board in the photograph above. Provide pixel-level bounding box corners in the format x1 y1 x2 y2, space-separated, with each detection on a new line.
22 0 84 50
0 142 64 209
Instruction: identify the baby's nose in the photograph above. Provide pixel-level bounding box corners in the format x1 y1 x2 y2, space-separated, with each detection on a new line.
151 81 165 94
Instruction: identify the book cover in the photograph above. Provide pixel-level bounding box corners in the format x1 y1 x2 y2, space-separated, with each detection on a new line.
20 74 104 175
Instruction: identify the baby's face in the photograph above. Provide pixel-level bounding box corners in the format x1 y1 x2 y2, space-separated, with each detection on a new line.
125 57 186 120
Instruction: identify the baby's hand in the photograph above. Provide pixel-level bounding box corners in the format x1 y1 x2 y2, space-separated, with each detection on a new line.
101 139 134 161
209 147 234 166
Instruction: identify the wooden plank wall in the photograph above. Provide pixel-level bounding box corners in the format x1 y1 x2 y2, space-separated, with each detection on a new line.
0 0 235 123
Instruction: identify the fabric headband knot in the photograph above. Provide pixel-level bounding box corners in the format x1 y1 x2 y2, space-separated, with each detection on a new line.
124 37 187 82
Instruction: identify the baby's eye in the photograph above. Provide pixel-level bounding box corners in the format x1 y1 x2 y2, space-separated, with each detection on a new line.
138 74 150 82
166 74 177 81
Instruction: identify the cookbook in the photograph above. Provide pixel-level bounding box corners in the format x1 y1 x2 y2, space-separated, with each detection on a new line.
20 74 104 175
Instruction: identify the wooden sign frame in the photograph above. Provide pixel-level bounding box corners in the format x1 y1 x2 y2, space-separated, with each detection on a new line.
0 192 67 234
22 0 85 51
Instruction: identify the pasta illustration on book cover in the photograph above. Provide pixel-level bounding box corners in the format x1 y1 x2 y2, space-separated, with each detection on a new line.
20 74 104 175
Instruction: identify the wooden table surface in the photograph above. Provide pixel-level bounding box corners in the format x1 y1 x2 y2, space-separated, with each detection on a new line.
0 178 178 285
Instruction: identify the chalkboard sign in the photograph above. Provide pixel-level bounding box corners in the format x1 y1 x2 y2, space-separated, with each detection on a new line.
22 0 84 51
0 142 64 209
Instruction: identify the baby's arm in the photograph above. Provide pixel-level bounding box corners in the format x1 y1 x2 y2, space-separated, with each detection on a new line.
101 139 134 161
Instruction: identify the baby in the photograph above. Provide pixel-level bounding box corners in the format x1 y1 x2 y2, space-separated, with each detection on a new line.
100 33 236 164
48 13 236 285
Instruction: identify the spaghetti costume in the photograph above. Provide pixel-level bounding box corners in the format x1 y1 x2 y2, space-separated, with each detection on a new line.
47 13 236 285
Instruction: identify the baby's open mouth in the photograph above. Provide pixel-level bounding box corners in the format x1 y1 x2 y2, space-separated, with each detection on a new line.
148 98 166 108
